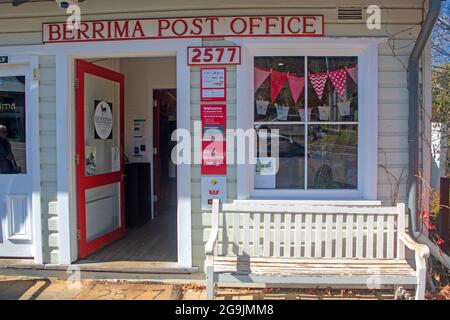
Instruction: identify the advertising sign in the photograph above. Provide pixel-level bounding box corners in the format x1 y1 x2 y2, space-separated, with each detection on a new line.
201 176 227 210
200 68 226 102
201 104 226 175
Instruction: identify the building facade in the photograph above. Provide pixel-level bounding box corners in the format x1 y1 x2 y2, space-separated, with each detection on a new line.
0 0 432 273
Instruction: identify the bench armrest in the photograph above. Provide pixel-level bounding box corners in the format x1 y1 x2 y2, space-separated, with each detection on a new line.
205 200 220 255
399 232 430 258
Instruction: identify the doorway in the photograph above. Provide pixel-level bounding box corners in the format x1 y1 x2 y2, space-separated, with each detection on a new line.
75 57 178 264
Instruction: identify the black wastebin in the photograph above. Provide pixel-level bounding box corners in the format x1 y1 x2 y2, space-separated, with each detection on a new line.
124 162 152 228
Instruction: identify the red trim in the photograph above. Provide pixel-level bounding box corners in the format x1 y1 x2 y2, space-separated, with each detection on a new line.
42 15 325 44
75 59 125 259
200 67 227 102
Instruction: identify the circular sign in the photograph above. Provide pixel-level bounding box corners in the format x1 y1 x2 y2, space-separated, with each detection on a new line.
94 101 113 140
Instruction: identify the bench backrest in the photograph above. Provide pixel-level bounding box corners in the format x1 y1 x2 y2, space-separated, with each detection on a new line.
212 202 406 260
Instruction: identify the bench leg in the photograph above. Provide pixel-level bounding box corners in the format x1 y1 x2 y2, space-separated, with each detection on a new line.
415 252 427 300
206 265 215 300
415 282 426 300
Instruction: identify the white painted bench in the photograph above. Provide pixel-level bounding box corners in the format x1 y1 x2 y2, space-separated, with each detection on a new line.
205 200 430 300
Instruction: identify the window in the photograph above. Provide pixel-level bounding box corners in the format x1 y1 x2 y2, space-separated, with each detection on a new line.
254 56 358 190
0 76 26 174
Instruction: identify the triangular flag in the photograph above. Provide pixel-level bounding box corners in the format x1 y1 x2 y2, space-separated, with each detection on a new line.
328 68 348 97
270 70 288 103
287 74 305 103
346 66 358 84
309 72 328 101
254 67 271 92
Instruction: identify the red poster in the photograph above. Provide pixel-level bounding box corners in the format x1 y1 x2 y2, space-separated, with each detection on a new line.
201 104 226 175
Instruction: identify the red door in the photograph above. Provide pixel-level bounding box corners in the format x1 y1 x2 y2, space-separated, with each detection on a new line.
75 60 125 259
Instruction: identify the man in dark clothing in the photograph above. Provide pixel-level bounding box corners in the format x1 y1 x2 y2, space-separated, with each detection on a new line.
0 125 14 174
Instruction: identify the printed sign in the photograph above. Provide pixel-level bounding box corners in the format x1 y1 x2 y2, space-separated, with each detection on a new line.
201 68 226 102
188 46 241 65
43 16 324 44
254 157 277 189
94 100 113 140
201 104 226 175
0 56 8 64
201 176 227 210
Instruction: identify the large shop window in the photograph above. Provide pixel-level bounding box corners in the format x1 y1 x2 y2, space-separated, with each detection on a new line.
254 56 358 190
0 76 26 174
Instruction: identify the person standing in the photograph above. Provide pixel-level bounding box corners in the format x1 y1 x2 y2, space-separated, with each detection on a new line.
0 125 15 174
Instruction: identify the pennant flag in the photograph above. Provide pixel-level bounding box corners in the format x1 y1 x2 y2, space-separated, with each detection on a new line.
346 65 358 84
328 68 348 97
309 72 328 101
287 74 305 103
270 70 288 102
254 67 271 92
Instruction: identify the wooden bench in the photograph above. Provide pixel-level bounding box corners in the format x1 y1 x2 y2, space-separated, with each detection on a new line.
205 200 430 300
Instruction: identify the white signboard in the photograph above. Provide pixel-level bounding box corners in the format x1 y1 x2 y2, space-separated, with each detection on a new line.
201 176 227 210
94 100 113 140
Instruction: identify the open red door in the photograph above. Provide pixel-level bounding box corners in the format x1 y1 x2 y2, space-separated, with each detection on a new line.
75 60 125 259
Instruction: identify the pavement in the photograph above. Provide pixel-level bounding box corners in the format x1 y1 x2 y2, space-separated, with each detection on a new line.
0 275 396 300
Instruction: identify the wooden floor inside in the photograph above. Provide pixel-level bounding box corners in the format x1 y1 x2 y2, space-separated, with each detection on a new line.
78 178 178 265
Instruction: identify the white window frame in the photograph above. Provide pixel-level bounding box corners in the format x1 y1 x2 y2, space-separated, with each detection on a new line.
232 37 382 201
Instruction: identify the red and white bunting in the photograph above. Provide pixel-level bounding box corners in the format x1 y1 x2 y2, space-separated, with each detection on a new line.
254 67 271 93
346 66 358 84
328 68 348 97
270 70 288 103
309 72 328 101
287 74 305 103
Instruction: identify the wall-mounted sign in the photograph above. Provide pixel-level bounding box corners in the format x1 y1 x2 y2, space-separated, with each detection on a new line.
201 176 227 210
94 100 113 140
188 46 241 65
201 104 226 175
201 68 226 102
0 56 8 64
0 97 16 112
42 15 324 44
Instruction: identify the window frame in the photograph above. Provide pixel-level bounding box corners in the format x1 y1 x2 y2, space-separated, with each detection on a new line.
233 38 380 200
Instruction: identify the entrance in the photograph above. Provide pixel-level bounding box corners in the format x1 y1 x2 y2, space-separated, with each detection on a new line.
75 57 178 264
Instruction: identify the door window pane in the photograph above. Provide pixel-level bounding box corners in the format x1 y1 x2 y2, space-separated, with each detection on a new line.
0 76 26 174
84 73 121 176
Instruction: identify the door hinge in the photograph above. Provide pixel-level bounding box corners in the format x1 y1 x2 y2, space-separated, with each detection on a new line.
33 68 40 81
74 78 80 89
75 153 80 165
153 100 158 108
153 147 157 155
76 229 80 240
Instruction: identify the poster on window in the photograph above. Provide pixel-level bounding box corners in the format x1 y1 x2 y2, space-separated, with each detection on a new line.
0 76 26 174
201 104 226 175
94 100 113 140
200 68 226 102
201 176 227 210
254 157 277 189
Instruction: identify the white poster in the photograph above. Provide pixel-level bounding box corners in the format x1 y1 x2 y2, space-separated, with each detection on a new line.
94 100 113 140
111 147 120 172
201 176 227 210
254 157 277 189
133 119 146 138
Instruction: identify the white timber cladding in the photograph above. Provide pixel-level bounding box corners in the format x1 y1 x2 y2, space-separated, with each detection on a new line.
0 0 427 266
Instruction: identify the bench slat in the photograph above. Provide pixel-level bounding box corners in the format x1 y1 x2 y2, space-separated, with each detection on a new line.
356 215 364 258
305 214 312 258
274 214 281 257
366 215 374 258
336 215 343 258
325 214 333 258
284 214 291 258
397 204 405 259
263 214 270 257
233 213 240 255
294 214 302 257
377 215 385 259
315 215 323 258
253 213 260 256
346 214 353 258
243 214 250 255
387 215 395 258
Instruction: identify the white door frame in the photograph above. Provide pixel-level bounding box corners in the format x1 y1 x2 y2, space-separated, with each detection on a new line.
0 55 42 263
54 40 197 267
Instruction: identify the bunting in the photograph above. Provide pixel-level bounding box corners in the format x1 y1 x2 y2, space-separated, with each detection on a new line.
328 68 348 97
346 66 358 84
309 72 328 101
287 74 305 103
254 67 271 93
270 70 288 103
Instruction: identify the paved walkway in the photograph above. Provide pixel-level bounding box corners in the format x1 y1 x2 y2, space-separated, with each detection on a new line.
0 275 396 300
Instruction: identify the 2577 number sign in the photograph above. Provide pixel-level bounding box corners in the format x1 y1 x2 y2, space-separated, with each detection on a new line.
188 46 241 65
